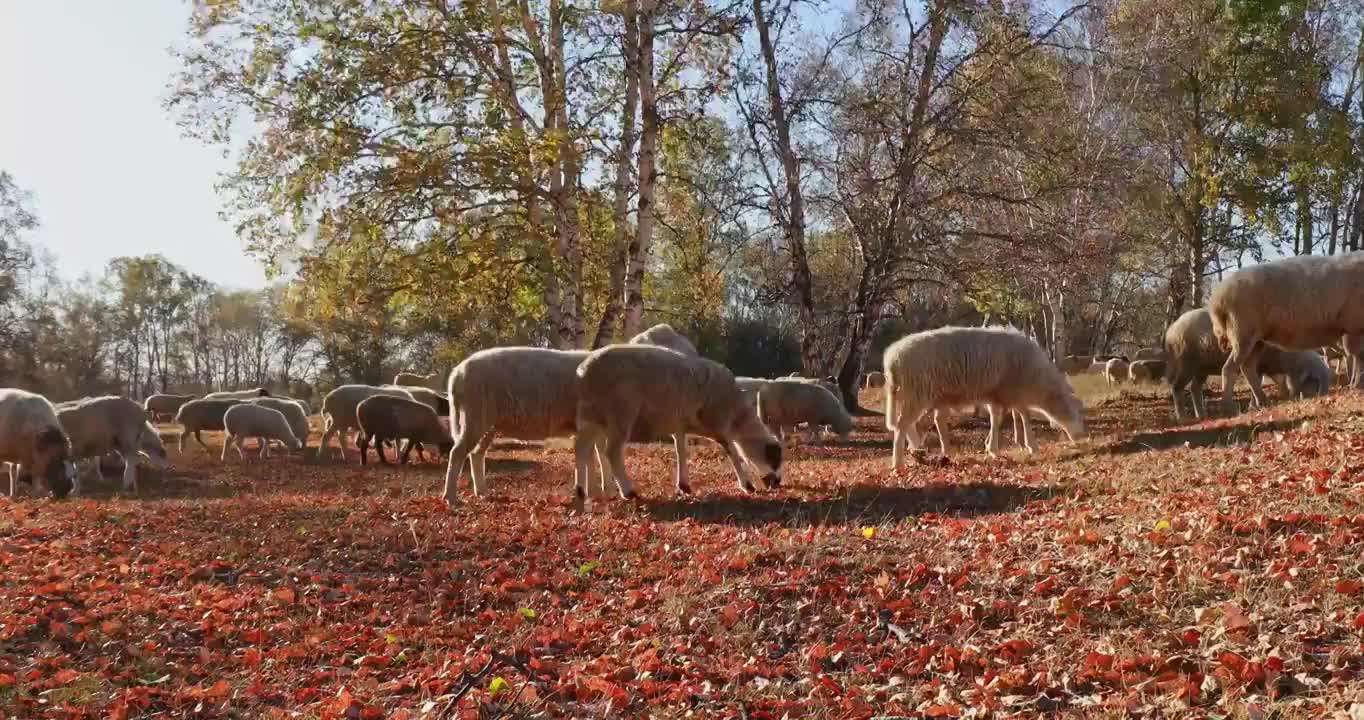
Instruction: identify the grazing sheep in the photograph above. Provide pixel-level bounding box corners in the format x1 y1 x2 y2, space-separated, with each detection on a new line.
1057 355 1094 375
629 323 700 356
927 406 1031 455
863 371 886 390
1104 358 1130 385
1133 347 1165 362
318 385 414 460
628 324 705 491
443 348 608 502
356 394 454 465
144 393 196 422
173 398 243 453
1128 359 1167 384
1209 254 1364 413
756 379 853 444
381 386 450 460
573 345 783 503
221 404 302 462
883 326 1086 468
735 377 769 394
247 397 311 452
394 370 444 392
203 387 271 401
0 389 74 499
56 396 169 493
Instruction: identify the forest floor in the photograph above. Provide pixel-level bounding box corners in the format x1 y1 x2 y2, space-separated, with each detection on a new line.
3 379 1364 719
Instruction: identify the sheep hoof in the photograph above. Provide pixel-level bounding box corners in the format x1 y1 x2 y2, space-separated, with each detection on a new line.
739 481 756 494
676 483 693 496
623 489 640 501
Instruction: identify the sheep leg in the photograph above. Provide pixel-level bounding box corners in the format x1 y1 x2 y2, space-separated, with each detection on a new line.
177 430 187 453
1190 377 1208 419
259 438 271 459
1170 373 1189 421
723 441 759 493
932 410 948 455
376 435 390 465
444 433 480 500
220 434 231 463
572 431 596 509
69 462 82 496
358 432 370 466
120 451 137 493
234 436 247 461
318 420 337 459
673 433 691 495
1017 410 1034 453
400 438 415 465
984 405 1002 457
193 430 211 454
890 407 925 471
604 436 636 499
8 463 17 498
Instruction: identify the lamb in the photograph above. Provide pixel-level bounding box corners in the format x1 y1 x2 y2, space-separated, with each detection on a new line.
247 397 311 452
393 370 445 392
1133 347 1165 362
1209 254 1364 413
318 385 414 460
1276 350 1332 400
629 323 700 356
173 398 243 452
1057 355 1094 375
883 326 1086 469
756 379 853 444
203 387 271 401
863 371 886 390
221 403 302 462
55 396 169 494
443 348 607 502
0 389 74 499
388 386 451 460
573 345 783 504
144 393 196 422
1104 358 1130 385
356 394 454 465
1128 359 1167 384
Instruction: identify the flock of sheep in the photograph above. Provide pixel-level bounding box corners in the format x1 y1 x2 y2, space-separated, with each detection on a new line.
2 252 1362 505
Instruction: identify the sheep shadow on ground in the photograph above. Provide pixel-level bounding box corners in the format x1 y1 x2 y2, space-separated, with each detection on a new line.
643 481 1058 528
69 467 239 500
1103 416 1310 455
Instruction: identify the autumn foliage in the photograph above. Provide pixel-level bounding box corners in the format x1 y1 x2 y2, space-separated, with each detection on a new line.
3 388 1364 717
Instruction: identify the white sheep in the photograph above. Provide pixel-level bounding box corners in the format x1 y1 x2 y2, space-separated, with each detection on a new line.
221 403 302 462
573 345 783 504
173 398 243 452
628 324 705 493
1103 358 1130 385
0 388 74 498
393 370 445 392
318 385 414 460
883 326 1086 469
203 388 271 401
247 397 311 452
863 371 885 390
144 393 196 422
1209 254 1364 413
1132 347 1165 362
1277 350 1332 400
758 378 853 444
356 394 453 465
443 348 607 502
55 396 169 494
385 385 450 460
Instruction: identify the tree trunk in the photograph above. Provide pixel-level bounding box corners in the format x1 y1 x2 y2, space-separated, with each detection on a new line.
1188 202 1207 308
593 2 640 349
751 0 818 372
622 0 658 338
1045 283 1070 360
547 0 585 348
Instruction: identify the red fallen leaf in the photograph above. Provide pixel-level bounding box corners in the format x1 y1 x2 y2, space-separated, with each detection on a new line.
1336 579 1363 595
1219 651 1248 675
721 604 740 628
1353 611 1364 629
1085 652 1115 670
274 587 297 604
1265 656 1284 672
51 668 81 685
1223 604 1252 633
1288 534 1313 554
205 680 231 699
1181 628 1201 647
924 704 961 717
0 673 15 688
1031 576 1058 595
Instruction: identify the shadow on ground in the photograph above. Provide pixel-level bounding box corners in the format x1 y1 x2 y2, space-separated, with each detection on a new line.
1103 416 1310 454
644 481 1058 527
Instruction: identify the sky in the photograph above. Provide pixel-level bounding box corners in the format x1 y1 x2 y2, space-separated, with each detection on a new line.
0 1 267 289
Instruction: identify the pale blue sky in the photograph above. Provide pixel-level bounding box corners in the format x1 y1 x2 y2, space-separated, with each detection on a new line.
0 1 266 289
